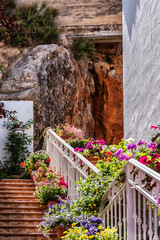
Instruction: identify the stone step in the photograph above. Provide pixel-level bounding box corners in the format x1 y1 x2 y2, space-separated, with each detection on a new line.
0 206 44 213
0 219 42 226
0 212 44 219
0 179 33 183
0 186 35 191
0 202 40 208
0 195 36 199
0 225 42 233
0 190 35 194
0 232 57 240
0 182 35 187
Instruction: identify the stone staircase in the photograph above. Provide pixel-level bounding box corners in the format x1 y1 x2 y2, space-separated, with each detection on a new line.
0 179 57 240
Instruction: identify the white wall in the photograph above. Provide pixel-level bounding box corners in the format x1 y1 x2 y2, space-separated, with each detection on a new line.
0 101 33 164
123 0 160 141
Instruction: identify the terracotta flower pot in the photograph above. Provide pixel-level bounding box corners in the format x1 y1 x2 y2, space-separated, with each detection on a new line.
56 225 66 240
12 127 24 137
60 134 69 140
48 201 55 206
87 155 102 165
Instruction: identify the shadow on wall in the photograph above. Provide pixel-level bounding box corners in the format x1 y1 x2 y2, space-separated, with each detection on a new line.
123 0 140 38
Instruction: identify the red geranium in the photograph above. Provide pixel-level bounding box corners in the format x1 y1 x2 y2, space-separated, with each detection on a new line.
47 158 50 163
20 162 25 167
58 180 68 187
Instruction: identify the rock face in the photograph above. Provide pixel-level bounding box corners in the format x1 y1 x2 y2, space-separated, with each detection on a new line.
0 44 123 149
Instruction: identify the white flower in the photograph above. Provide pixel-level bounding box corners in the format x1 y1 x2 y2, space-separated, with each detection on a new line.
110 146 117 152
125 137 135 143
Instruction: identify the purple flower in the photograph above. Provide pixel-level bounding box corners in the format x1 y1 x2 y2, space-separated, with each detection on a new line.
127 143 137 150
137 140 146 146
118 153 129 161
147 141 157 149
114 149 123 157
158 197 160 205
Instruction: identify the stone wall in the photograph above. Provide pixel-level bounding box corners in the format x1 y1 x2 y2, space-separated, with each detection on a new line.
123 0 160 141
16 0 122 35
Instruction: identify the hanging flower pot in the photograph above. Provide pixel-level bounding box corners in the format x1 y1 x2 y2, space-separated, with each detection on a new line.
12 127 24 137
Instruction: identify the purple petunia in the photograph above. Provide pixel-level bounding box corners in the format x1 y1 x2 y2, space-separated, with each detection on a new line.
158 197 160 205
127 143 137 150
118 153 129 161
137 140 146 146
147 141 157 150
114 149 123 157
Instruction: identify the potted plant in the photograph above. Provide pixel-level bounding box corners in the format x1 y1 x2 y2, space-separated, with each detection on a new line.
38 200 81 239
53 123 84 140
4 116 32 136
24 150 50 176
35 178 68 205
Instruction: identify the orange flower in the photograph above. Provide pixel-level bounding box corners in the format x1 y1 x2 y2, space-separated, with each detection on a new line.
104 151 113 156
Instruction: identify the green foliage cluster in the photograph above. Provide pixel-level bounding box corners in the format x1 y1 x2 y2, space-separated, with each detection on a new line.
35 179 67 205
74 159 126 215
72 38 95 60
0 0 59 47
2 132 32 175
67 139 88 149
25 150 49 175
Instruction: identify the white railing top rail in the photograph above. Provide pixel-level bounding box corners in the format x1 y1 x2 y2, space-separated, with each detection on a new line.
129 158 160 182
47 129 100 175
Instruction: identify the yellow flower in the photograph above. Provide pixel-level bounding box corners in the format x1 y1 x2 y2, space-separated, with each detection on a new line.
98 225 103 229
85 230 88 233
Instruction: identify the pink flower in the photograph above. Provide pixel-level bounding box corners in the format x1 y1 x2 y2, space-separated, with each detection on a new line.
150 125 158 131
156 162 160 170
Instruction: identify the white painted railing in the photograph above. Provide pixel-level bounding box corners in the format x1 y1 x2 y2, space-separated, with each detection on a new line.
99 159 160 240
46 129 100 200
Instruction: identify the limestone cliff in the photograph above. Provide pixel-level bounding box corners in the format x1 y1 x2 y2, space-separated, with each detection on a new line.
0 44 123 149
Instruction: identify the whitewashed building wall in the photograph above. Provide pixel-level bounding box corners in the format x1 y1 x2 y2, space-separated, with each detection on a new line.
0 101 33 164
123 0 160 141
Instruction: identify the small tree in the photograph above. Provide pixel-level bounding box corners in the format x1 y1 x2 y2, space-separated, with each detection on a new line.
72 38 95 60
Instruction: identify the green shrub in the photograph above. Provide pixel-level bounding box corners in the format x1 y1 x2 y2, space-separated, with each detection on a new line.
72 38 95 59
16 2 59 46
0 0 59 47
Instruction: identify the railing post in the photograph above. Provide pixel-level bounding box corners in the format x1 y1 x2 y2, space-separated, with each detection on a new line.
127 163 136 240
